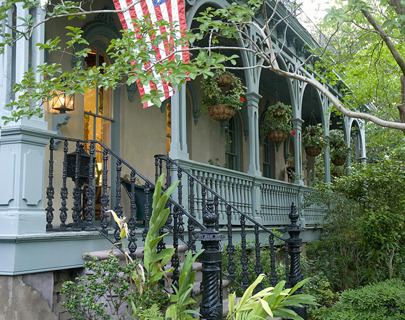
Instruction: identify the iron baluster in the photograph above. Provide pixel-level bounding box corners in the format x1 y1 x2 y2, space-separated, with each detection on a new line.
178 204 185 240
187 176 196 250
254 224 263 280
100 148 110 233
165 159 171 189
226 205 235 282
240 214 249 289
214 195 219 230
287 202 306 318
142 182 151 241
269 234 278 286
177 167 182 207
114 159 123 247
163 159 173 227
171 205 180 290
154 156 159 183
128 171 137 260
59 140 69 230
159 158 163 181
202 184 207 218
219 261 223 311
72 142 82 229
84 141 95 229
46 138 55 230
198 199 223 320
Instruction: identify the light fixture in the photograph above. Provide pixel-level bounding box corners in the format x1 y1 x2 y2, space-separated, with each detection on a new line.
51 78 74 113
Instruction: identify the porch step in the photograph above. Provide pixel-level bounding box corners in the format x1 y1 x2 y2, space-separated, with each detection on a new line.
84 244 190 262
83 245 232 318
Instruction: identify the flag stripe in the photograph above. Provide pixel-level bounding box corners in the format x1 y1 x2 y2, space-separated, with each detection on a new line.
143 0 171 98
177 0 189 63
112 0 190 107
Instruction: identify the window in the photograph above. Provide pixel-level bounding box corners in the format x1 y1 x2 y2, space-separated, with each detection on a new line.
225 117 240 170
263 137 274 178
83 48 114 219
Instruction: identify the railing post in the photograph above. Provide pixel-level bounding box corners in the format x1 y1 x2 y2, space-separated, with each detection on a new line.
287 202 306 319
198 199 223 320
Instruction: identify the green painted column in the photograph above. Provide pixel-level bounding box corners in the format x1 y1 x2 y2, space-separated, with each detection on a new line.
324 145 331 183
245 92 262 222
323 124 331 184
291 118 304 185
0 4 55 235
0 119 55 235
246 91 262 177
169 84 189 160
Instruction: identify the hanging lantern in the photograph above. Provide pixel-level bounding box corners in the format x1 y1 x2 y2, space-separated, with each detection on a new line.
51 79 74 113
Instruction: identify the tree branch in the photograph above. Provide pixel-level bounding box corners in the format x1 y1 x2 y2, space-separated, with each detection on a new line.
271 66 405 130
361 9 405 76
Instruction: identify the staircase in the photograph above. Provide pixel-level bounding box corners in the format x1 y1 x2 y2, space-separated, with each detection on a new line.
45 138 307 319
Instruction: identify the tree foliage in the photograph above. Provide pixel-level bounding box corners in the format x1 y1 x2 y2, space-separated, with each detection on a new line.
318 0 405 133
2 0 405 130
307 147 405 289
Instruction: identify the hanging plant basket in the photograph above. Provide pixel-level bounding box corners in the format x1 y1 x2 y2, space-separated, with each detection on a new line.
305 147 322 157
208 104 235 121
217 73 233 87
267 130 288 143
331 172 343 178
332 157 346 166
273 107 284 117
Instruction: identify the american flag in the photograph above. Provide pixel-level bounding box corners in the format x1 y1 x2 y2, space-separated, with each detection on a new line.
113 0 190 108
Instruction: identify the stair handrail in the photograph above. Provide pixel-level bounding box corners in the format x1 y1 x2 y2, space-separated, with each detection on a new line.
51 137 205 232
154 154 288 242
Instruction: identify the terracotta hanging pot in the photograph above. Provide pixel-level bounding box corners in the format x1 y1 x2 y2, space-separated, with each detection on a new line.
267 130 287 143
217 73 233 87
208 104 235 121
332 157 346 166
305 147 322 157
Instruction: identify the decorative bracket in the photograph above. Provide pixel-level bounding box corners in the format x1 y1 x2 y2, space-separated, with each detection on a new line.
127 82 138 102
52 113 71 149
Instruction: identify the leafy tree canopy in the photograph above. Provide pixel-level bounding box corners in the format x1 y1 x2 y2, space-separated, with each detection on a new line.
2 0 405 132
317 0 405 153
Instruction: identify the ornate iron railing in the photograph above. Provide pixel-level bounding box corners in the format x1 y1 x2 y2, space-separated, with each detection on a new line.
45 138 307 319
155 155 307 318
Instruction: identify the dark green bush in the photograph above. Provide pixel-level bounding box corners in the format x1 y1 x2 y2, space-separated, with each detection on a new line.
320 279 405 320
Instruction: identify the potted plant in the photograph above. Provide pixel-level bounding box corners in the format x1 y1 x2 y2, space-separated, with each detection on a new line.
260 101 293 143
201 70 246 121
302 123 328 157
329 129 347 166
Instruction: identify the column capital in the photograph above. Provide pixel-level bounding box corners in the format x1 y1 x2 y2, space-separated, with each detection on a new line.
291 118 304 126
245 91 262 105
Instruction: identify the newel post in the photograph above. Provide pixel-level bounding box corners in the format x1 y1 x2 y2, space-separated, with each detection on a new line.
287 202 307 319
198 199 223 320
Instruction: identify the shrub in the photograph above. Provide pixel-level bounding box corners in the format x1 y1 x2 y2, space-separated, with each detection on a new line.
61 256 169 320
320 279 405 320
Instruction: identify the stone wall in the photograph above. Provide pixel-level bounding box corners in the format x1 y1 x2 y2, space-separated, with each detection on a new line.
0 269 80 320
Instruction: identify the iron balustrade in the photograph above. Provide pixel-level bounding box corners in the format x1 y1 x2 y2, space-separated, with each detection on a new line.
155 154 307 318
45 138 308 319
